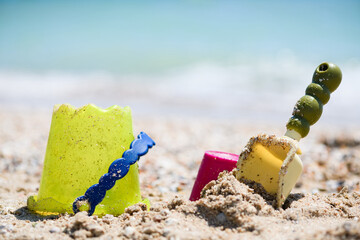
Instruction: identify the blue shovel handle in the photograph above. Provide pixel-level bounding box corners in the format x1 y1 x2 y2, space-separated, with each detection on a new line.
73 132 155 216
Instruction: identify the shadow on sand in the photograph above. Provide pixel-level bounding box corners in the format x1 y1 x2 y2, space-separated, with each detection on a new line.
13 206 64 222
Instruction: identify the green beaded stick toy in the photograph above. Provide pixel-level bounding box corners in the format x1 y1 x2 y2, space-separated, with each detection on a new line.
235 62 342 208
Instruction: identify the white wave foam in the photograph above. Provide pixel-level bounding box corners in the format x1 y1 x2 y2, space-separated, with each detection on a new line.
0 58 359 125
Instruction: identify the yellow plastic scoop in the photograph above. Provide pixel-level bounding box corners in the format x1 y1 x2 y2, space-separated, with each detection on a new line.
235 62 342 207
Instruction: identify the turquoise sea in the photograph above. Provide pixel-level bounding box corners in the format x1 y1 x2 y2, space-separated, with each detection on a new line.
0 1 359 125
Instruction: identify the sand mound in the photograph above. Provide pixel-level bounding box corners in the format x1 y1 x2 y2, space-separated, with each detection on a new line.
194 171 276 230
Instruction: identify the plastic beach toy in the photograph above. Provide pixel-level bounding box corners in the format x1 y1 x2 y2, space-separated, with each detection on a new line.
73 131 155 216
235 62 342 207
190 151 239 201
27 104 154 216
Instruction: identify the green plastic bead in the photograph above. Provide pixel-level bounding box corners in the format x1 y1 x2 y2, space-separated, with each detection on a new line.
286 116 310 138
286 62 342 139
305 83 331 105
293 95 323 125
312 62 342 93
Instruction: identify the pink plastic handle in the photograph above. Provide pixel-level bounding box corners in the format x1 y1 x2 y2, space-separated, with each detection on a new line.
189 151 239 201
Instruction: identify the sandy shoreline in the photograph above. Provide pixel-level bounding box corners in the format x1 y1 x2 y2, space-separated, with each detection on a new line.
0 108 360 239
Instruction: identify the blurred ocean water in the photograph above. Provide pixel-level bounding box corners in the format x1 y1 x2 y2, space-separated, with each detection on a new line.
0 1 359 125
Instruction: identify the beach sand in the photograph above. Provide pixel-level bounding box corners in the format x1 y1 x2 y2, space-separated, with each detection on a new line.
0 108 359 239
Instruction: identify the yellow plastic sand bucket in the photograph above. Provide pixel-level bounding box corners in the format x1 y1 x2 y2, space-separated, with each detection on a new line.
27 104 149 216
